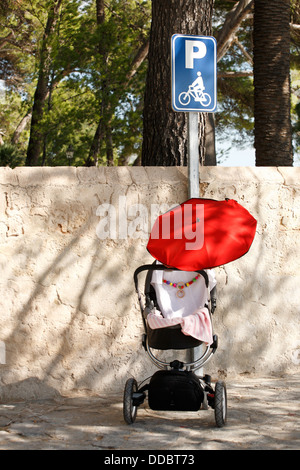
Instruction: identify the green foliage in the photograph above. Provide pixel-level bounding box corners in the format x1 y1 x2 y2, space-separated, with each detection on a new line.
290 1 300 160
0 143 25 167
213 1 254 157
0 0 151 166
0 0 298 166
292 102 300 160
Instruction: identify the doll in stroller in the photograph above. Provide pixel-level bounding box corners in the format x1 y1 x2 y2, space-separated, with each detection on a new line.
123 262 227 428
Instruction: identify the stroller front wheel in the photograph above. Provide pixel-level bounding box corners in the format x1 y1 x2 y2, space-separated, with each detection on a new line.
123 378 138 424
214 381 227 427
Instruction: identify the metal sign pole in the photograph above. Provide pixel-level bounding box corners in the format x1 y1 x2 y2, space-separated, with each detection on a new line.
187 112 204 378
171 34 217 382
188 112 200 199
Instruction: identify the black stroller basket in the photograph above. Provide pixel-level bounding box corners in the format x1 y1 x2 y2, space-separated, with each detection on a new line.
123 264 227 428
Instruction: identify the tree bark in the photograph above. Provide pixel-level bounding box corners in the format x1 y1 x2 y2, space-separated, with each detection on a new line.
142 0 214 166
86 0 106 166
11 110 32 144
26 0 62 166
205 113 216 165
253 0 293 166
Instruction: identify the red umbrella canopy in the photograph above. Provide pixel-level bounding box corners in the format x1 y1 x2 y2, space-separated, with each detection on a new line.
147 198 257 271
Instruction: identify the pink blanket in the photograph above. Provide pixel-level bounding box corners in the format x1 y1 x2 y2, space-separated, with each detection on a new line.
147 307 213 345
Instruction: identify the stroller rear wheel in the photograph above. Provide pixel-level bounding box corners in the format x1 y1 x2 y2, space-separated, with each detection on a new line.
214 381 227 427
123 378 138 424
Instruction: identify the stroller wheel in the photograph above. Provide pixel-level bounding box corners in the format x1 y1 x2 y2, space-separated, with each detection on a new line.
123 378 138 424
214 381 227 428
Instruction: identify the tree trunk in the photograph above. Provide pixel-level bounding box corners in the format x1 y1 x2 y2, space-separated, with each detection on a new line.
205 113 216 165
26 0 62 166
88 1 149 166
11 110 32 144
86 0 106 166
106 123 114 166
142 0 214 166
253 0 293 166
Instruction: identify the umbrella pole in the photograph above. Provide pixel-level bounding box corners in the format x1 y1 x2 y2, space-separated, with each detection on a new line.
187 112 204 376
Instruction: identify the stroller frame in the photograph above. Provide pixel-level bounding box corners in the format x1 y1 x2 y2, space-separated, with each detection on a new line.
123 264 227 428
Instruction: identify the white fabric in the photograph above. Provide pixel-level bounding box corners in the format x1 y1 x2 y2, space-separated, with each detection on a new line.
150 262 216 320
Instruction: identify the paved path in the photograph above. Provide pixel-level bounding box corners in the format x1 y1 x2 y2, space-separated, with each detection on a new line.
0 374 299 450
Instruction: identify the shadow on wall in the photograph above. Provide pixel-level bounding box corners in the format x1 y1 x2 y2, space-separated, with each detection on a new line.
0 166 299 401
0 167 188 400
207 168 300 377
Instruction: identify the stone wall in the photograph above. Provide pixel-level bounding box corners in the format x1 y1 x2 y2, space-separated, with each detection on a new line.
0 166 299 400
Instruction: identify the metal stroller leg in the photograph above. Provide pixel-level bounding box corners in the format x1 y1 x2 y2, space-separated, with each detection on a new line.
189 345 204 376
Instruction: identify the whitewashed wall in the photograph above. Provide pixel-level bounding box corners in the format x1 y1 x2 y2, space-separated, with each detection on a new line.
0 166 299 400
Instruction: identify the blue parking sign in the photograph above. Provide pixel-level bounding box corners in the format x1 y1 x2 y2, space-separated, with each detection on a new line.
171 34 217 112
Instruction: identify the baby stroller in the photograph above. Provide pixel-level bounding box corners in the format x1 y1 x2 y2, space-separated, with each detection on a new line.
123 262 227 428
122 197 257 428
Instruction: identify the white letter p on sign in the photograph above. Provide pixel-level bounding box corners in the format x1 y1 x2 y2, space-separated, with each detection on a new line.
185 40 207 69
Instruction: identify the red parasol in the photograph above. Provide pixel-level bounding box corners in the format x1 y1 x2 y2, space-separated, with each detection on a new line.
147 198 257 271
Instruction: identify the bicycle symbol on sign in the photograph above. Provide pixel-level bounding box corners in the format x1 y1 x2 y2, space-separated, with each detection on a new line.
178 71 211 107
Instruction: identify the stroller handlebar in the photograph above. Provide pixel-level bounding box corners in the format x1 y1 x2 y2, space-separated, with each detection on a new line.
133 264 209 291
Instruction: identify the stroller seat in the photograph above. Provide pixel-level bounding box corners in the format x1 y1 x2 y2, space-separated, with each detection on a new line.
146 323 202 350
143 262 215 350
